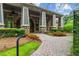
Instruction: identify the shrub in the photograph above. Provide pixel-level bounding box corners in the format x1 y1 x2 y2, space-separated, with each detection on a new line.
50 28 64 32
0 28 25 38
52 31 66 36
51 28 58 32
64 23 73 32
27 34 41 41
73 10 79 55
64 20 73 32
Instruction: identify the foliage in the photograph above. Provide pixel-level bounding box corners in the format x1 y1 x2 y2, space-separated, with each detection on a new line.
73 10 79 55
52 31 67 36
63 15 73 24
64 20 73 32
63 13 73 32
27 34 41 41
50 28 64 32
0 28 25 38
0 41 41 56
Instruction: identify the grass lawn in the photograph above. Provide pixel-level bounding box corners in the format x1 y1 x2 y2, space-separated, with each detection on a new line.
0 41 41 56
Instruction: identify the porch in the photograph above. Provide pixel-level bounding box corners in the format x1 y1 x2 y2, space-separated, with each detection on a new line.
0 3 64 33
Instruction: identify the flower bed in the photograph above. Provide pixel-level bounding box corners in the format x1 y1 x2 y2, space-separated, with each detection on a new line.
0 37 30 51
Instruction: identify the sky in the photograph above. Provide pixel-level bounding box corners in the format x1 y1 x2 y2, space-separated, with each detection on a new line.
33 3 79 15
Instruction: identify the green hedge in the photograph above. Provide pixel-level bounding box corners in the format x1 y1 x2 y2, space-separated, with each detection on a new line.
50 28 64 32
73 10 79 55
0 28 25 38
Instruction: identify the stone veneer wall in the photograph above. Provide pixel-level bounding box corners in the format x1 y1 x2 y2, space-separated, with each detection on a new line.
39 27 47 33
21 26 30 33
0 25 4 28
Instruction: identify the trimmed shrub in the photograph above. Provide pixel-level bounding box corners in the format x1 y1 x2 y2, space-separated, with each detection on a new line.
50 28 58 32
52 31 66 36
0 28 25 38
73 10 79 55
50 28 64 32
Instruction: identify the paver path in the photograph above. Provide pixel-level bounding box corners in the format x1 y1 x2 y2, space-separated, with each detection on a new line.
32 34 73 56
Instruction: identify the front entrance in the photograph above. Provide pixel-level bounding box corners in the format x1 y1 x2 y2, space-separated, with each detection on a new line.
5 16 14 28
3 4 21 28
4 12 21 28
30 17 39 33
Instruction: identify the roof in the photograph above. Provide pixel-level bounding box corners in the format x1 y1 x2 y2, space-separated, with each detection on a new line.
24 3 63 16
4 3 63 16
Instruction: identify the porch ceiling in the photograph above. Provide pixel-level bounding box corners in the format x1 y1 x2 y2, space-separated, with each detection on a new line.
3 4 21 12
3 3 62 19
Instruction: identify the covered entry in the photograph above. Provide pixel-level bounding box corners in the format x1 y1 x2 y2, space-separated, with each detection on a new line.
29 10 40 33
30 17 39 33
3 4 21 28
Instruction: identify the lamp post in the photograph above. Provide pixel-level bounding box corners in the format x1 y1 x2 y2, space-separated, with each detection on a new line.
16 34 25 56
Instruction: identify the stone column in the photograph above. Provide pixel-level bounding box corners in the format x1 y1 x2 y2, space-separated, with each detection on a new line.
21 6 30 33
0 3 4 28
52 14 57 29
60 16 64 29
39 11 47 33
56 18 59 29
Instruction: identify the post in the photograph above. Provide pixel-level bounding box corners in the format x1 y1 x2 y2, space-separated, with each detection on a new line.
16 34 25 56
60 16 64 29
0 3 4 28
53 14 57 29
39 11 47 32
21 6 30 33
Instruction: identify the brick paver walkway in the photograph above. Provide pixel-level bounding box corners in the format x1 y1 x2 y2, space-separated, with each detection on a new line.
32 34 72 56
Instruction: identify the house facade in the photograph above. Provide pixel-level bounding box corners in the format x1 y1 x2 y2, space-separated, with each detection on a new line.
0 3 64 33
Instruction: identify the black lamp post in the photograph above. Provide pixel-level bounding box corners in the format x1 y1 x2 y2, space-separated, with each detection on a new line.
16 34 25 56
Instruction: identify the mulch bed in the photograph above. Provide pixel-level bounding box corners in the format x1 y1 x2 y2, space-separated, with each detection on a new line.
0 37 31 51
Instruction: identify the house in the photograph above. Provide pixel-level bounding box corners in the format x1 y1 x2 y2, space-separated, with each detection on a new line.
0 3 64 33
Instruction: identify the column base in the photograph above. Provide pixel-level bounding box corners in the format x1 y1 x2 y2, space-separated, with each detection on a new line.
39 27 47 33
21 26 30 33
0 24 4 28
58 26 63 29
51 26 57 29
